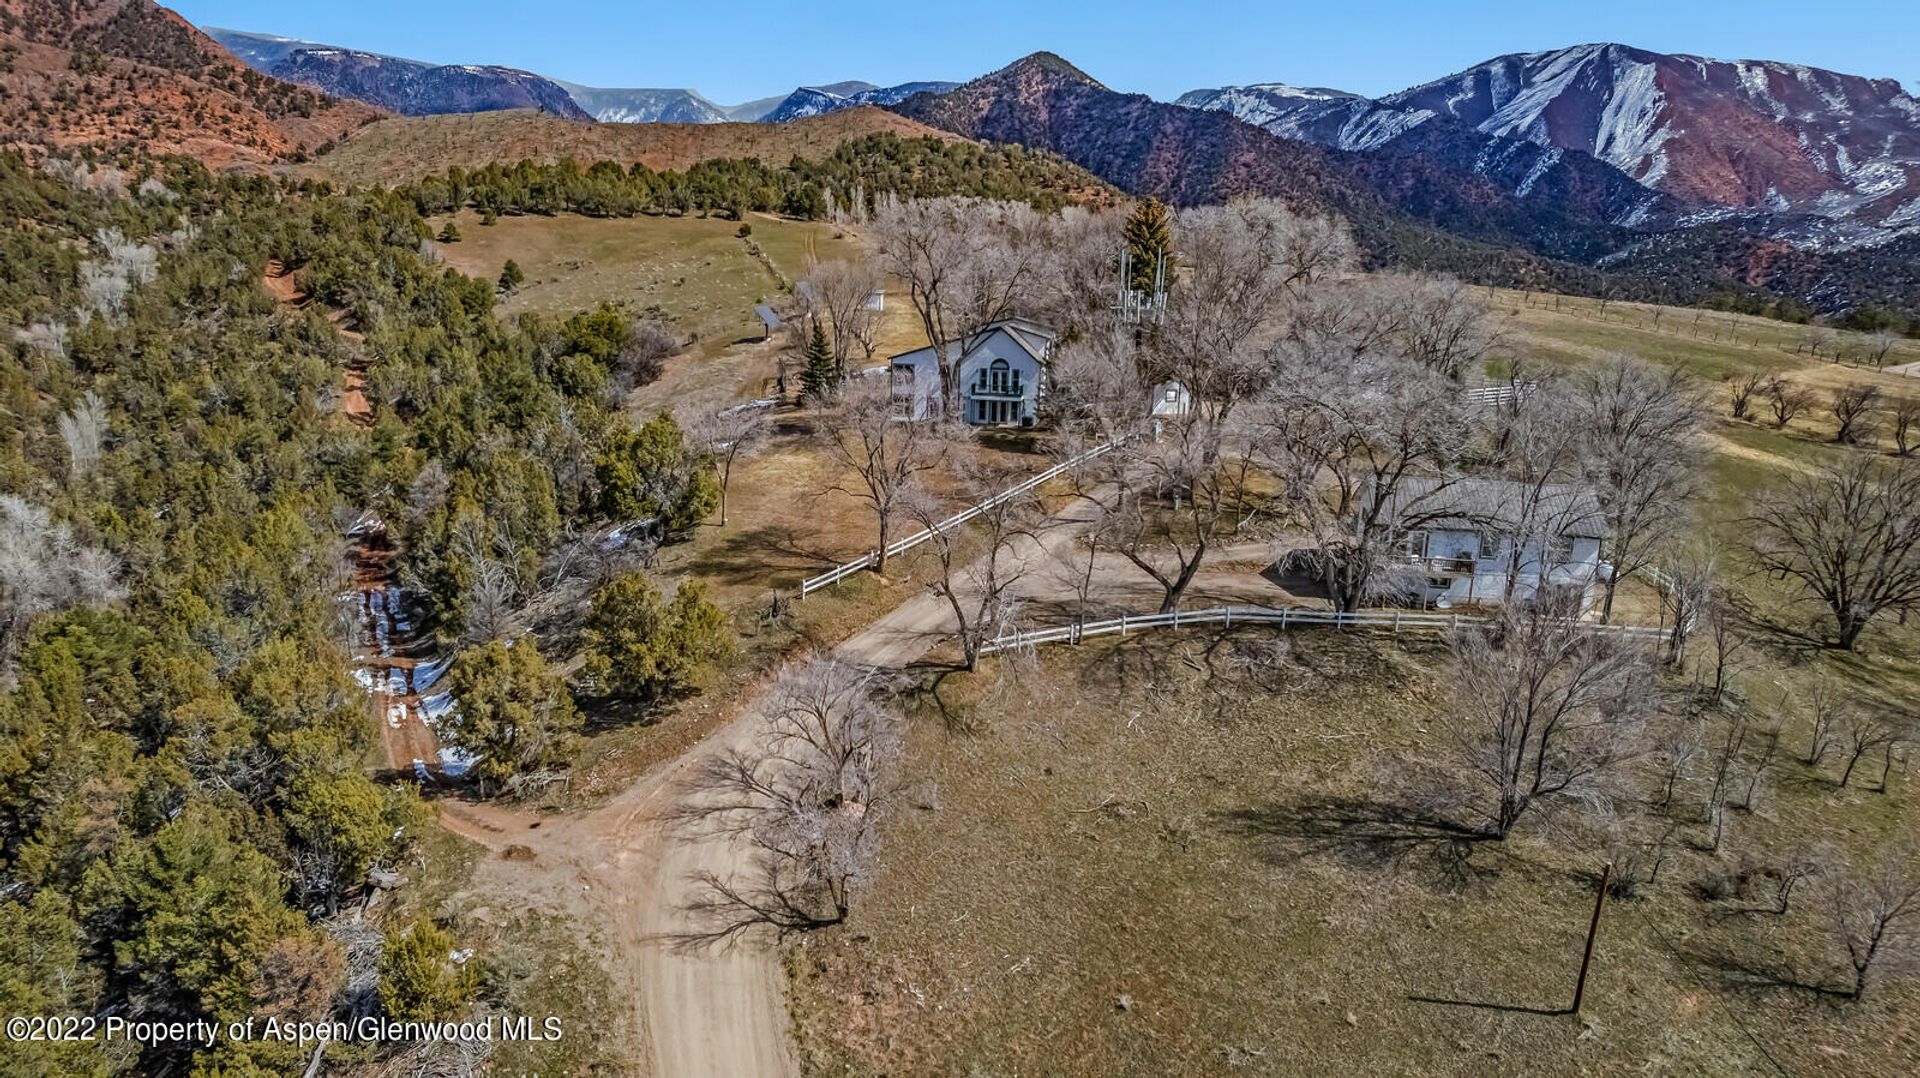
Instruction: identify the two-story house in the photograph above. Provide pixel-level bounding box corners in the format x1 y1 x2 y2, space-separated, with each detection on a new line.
888 318 1055 425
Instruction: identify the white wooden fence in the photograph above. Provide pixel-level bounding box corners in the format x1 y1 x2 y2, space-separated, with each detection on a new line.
798 441 1118 598
1462 381 1537 406
977 604 1671 655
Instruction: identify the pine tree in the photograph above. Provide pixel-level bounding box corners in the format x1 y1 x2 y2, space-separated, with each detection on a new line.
437 220 461 243
800 319 837 402
497 259 524 293
1122 198 1172 294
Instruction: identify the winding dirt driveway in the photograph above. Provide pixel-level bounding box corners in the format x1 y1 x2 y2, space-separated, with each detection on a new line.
430 499 1297 1077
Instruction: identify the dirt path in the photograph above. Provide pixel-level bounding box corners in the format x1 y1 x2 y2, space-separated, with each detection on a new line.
265 259 372 425
350 521 447 783
397 500 1302 1078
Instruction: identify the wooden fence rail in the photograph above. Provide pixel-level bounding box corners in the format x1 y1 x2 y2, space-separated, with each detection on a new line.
977 604 1671 655
798 441 1118 598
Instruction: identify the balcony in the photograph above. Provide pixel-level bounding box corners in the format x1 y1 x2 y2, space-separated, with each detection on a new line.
968 377 1026 400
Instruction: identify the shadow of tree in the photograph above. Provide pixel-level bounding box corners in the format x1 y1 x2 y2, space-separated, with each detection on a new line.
687 523 844 587
1680 938 1854 1003
1212 792 1504 890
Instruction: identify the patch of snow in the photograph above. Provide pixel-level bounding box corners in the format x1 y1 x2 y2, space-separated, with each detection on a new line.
1336 107 1433 151
437 746 477 778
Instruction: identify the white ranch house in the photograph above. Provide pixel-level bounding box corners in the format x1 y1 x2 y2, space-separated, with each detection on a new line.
1372 477 1608 611
889 319 1056 425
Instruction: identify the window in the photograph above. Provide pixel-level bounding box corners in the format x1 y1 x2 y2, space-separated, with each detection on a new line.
1475 530 1503 559
1546 534 1574 564
1164 387 1179 402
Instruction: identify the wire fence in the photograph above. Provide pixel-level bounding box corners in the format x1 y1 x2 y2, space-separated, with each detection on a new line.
798 441 1118 598
977 604 1672 655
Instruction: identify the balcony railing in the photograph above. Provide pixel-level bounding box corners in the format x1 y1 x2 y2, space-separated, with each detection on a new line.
969 378 1025 400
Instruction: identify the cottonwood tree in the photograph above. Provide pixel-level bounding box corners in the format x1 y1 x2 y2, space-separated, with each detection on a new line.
1082 410 1256 614
1728 370 1770 421
1258 353 1473 611
1831 383 1884 446
675 657 899 945
1823 843 1920 999
1444 598 1657 839
0 494 123 666
870 197 1048 413
1576 357 1705 620
798 258 884 377
903 467 1040 671
817 383 962 574
1747 459 1920 649
1155 200 1352 423
1767 377 1816 428
689 405 771 527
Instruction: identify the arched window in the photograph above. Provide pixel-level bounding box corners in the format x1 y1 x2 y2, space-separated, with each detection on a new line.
987 358 1011 393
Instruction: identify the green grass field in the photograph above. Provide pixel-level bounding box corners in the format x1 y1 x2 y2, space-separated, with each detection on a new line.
434 209 852 359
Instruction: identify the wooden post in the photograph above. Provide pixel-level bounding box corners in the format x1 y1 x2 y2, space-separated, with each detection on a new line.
1572 862 1613 1014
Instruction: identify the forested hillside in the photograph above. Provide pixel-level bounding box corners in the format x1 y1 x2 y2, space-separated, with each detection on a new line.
0 149 702 1072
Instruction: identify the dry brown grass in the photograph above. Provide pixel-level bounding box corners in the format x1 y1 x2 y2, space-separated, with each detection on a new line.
785 631 1919 1076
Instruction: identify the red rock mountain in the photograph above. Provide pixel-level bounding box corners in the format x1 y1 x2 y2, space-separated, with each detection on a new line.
0 0 380 168
1384 44 1920 235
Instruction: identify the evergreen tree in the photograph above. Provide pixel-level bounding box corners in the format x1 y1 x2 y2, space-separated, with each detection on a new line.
497 258 524 293
1122 198 1173 295
581 573 733 701
442 640 582 795
437 220 461 243
377 919 476 1022
800 318 837 402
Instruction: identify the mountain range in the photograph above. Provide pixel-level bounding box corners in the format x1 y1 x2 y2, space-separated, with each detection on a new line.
7 2 1918 319
1180 43 1920 252
205 27 954 128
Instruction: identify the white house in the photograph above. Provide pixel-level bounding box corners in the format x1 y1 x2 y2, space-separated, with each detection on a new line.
888 319 1055 426
1372 477 1608 611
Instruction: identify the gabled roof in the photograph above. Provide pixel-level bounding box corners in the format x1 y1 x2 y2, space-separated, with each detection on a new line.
1373 476 1606 539
886 319 1058 366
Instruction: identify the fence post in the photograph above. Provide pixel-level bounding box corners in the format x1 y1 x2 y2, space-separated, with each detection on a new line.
1120 616 1128 638
1281 609 1290 629
1224 606 1233 628
1393 610 1401 634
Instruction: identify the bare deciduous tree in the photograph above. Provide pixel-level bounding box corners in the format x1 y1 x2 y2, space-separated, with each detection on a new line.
0 494 124 667
1728 370 1769 421
1891 397 1920 457
798 258 884 376
904 465 1040 670
1258 354 1472 612
817 383 962 574
1084 411 1253 614
1575 357 1704 620
674 657 898 945
57 390 107 480
1823 843 1920 999
1748 459 1920 649
1766 377 1815 429
1836 709 1907 788
689 406 771 527
1831 382 1884 446
1805 678 1841 766
1444 598 1657 839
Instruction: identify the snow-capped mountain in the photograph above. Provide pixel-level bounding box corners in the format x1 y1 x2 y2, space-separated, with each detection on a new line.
1184 45 1920 248
760 81 960 123
553 82 732 124
1386 45 1920 239
207 28 591 120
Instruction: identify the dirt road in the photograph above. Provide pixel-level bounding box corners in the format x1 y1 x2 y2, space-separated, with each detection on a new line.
415 500 1300 1078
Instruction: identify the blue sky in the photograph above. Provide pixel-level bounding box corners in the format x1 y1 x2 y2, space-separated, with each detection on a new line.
172 1 1919 104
